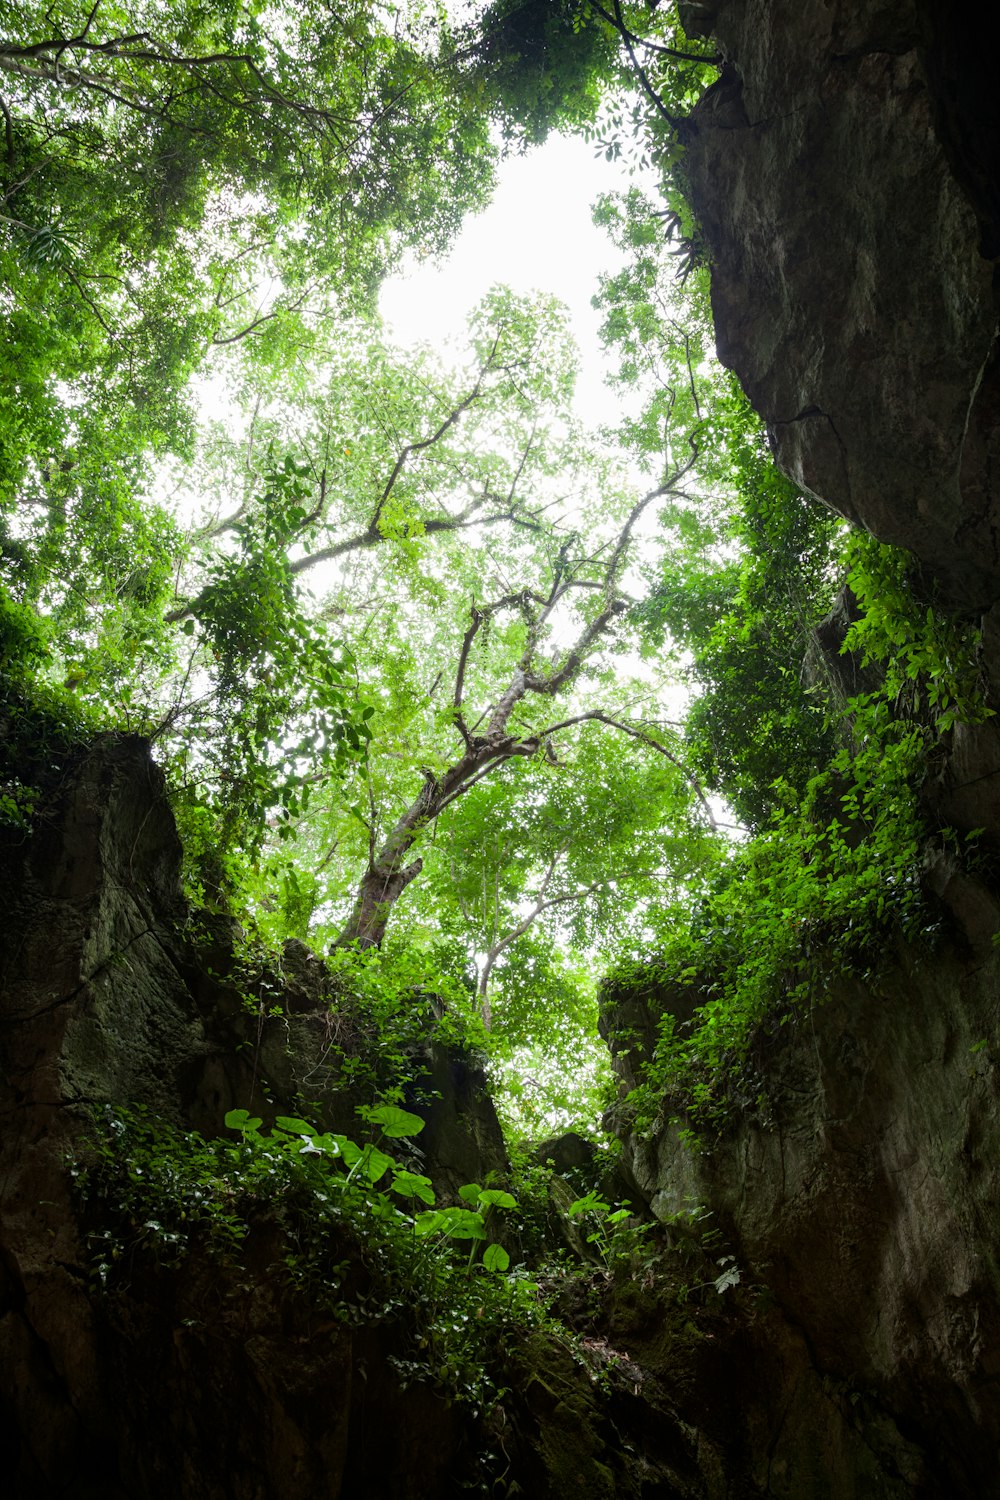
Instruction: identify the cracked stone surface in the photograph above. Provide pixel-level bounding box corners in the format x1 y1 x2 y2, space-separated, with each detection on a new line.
680 0 1000 605
1 736 970 1498
0 737 510 1498
607 914 1000 1496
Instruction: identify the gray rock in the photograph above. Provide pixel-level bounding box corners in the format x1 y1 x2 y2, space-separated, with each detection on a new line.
611 916 1000 1493
681 0 1000 606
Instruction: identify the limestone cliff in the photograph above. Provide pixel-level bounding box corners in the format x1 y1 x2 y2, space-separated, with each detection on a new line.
0 735 512 1496
600 3 1000 1495
3 732 899 1496
678 0 1000 608
604 913 1000 1495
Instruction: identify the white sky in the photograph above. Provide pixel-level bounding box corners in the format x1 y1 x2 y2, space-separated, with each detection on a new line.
380 133 639 427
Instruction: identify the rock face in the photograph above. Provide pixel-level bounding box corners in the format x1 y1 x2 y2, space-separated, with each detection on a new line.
7 739 975 1499
679 0 1000 607
0 735 509 1497
599 4 1000 1492
5 733 888 1498
607 908 1000 1495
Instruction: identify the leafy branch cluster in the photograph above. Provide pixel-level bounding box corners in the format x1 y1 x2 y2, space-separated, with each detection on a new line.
604 471 992 1130
606 459 991 1129
610 727 933 1135
842 533 990 734
74 1102 537 1416
586 178 996 1127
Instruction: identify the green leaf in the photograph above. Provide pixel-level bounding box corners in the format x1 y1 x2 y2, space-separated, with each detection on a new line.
414 1206 486 1241
224 1109 263 1134
363 1104 425 1138
331 1135 364 1170
273 1116 316 1137
568 1191 608 1218
298 1133 341 1158
482 1242 510 1273
477 1189 517 1210
358 1145 395 1184
389 1169 436 1205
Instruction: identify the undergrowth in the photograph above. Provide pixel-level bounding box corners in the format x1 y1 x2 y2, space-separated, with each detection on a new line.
71 1098 727 1450
72 1102 544 1418
610 538 994 1138
0 667 102 830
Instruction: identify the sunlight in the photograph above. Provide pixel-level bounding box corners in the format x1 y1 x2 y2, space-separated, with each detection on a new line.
380 133 645 426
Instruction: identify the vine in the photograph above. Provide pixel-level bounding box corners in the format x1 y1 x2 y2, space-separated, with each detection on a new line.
612 530 993 1135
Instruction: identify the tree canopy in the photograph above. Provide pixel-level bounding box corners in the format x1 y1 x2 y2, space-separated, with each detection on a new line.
1 1 981 1137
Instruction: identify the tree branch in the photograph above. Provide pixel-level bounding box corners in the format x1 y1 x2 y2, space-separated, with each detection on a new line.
540 709 718 830
368 334 501 536
523 452 698 698
0 92 14 165
584 0 721 66
210 281 315 346
453 602 482 745
333 436 706 950
602 0 686 130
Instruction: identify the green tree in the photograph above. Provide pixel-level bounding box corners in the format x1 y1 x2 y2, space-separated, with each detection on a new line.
0 0 498 705
158 286 718 1072
329 463 701 951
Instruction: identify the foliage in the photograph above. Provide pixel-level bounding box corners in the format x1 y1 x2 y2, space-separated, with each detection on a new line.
593 200 846 830
599 464 993 1133
842 533 990 734
609 720 938 1135
74 1102 537 1415
0 662 104 831
640 390 847 831
458 0 620 146
178 458 373 851
294 939 483 1106
3 0 992 1141
0 0 739 1135
581 3 719 182
0 0 505 875
0 0 495 373
566 1189 643 1269
584 147 993 1132
0 0 505 801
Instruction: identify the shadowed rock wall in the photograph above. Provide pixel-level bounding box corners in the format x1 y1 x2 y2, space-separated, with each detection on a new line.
601 2 1000 1493
0 735 507 1497
679 0 1000 607
608 912 1000 1495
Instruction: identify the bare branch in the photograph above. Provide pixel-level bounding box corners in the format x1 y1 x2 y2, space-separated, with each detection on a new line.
0 92 14 165
368 334 501 536
584 0 721 66
453 602 482 745
210 281 315 346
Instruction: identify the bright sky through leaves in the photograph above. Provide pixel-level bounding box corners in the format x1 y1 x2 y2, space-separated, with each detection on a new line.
380 134 638 426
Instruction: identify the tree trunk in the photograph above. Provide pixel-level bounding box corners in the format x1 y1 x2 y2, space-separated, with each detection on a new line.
336 855 424 949
332 740 524 949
